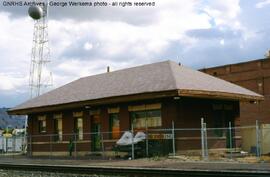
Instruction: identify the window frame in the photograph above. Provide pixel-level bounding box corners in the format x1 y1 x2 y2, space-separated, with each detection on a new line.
38 116 46 134
130 109 162 129
109 113 120 139
53 114 63 141
74 117 83 141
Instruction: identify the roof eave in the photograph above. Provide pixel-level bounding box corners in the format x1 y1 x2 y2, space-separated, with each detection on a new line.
178 89 264 101
8 90 179 115
8 89 264 115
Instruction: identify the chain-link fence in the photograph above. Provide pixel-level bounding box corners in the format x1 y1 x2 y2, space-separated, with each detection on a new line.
1 121 269 162
0 135 26 154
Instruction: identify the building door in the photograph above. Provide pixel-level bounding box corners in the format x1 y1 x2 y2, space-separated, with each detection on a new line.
225 111 235 148
213 104 236 148
54 118 62 141
91 115 101 151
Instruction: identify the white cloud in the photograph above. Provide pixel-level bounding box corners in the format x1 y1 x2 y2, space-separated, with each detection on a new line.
0 73 27 91
84 42 93 51
0 13 32 66
256 0 270 8
0 13 32 94
47 0 211 61
0 0 270 107
220 39 225 45
203 0 241 28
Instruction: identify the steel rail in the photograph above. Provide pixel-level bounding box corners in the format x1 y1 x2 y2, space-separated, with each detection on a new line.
0 163 269 177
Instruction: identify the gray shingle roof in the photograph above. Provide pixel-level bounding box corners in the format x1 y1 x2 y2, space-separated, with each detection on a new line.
10 60 263 113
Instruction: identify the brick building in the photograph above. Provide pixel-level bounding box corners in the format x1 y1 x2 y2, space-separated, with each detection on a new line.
201 58 270 126
8 60 262 156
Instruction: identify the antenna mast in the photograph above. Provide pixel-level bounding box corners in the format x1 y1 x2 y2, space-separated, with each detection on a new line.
29 1 52 98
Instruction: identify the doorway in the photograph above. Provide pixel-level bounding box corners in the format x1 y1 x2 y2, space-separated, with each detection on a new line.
213 107 236 148
91 115 101 151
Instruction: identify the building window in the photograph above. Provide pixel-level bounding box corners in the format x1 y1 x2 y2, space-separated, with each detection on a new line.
109 113 120 139
53 114 63 141
75 117 83 140
130 109 161 129
73 111 83 141
38 116 46 133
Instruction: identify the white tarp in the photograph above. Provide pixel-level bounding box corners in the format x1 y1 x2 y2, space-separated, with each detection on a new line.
116 131 146 146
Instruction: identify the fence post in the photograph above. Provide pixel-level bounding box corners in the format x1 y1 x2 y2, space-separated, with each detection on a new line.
131 124 135 160
50 135 52 159
29 135 32 157
101 132 105 158
229 122 232 159
1 136 4 154
203 122 208 159
74 133 77 159
14 136 17 153
201 118 205 159
145 110 149 157
5 137 8 154
172 121 176 156
256 120 261 158
21 135 24 154
12 136 15 158
146 129 149 157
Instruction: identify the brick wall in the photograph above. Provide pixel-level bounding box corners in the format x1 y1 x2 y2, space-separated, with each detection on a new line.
27 97 239 154
201 58 270 126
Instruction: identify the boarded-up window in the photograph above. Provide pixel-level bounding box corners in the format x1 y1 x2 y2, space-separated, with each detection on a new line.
109 113 120 139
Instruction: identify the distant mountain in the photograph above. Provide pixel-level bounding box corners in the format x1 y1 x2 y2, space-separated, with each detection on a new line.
0 108 25 129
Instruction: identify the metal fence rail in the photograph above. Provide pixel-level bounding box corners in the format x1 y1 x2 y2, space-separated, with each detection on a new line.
1 120 268 162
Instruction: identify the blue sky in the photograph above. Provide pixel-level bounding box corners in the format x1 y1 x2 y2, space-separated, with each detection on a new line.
0 0 269 108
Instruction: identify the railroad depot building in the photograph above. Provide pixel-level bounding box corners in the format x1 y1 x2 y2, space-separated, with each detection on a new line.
8 61 263 156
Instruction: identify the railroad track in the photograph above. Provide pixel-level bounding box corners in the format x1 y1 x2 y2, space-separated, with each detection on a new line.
0 163 269 177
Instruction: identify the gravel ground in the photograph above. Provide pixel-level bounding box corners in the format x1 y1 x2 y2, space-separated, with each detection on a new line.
0 156 269 173
0 169 124 177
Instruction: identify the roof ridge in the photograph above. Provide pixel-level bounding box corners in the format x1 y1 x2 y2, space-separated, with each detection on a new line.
167 60 179 90
80 60 171 80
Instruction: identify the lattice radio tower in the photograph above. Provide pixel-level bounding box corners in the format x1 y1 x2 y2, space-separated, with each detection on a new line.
28 1 52 98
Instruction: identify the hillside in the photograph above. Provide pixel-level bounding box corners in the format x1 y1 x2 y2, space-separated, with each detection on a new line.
0 108 25 129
